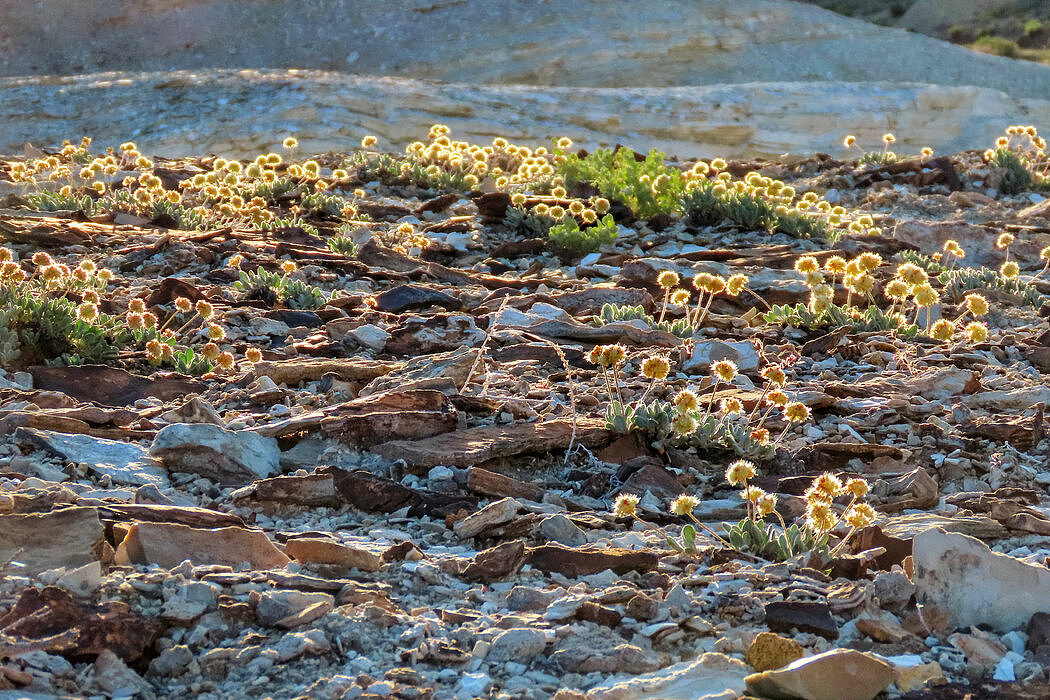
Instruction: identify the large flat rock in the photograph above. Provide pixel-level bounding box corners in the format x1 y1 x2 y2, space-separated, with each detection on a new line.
3 0 1049 101
2 71 1047 162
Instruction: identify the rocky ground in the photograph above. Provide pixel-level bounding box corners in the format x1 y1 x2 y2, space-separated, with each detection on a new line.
1 130 1050 700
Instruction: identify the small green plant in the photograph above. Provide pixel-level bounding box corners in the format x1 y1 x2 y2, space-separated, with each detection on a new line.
234 265 327 310
22 191 98 214
328 233 359 257
973 35 1020 57
1025 19 1044 36
590 346 803 459
558 147 685 219
939 266 1044 308
547 213 618 256
595 303 694 338
983 125 1050 194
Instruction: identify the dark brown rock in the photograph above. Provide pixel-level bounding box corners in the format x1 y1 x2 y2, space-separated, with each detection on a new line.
526 544 659 576
764 601 839 640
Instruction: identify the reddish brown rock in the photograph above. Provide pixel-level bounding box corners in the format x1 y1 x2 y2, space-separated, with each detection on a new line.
526 544 659 577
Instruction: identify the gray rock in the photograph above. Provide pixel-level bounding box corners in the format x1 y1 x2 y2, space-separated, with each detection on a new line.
158 395 225 426
15 427 169 487
350 324 390 351
161 581 219 622
585 653 748 700
539 514 587 547
148 645 193 677
914 528 1050 632
486 627 548 664
683 340 761 374
150 423 280 484
272 629 330 662
256 589 334 628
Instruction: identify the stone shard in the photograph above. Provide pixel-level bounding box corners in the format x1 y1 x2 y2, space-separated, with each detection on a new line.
114 522 290 570
149 422 280 484
744 648 895 700
0 507 108 577
15 427 169 487
913 527 1050 632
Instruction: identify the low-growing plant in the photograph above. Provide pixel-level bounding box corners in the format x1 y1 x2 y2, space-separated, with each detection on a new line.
843 132 899 166
547 213 618 256
233 263 328 310
558 147 686 219
983 125 1050 194
591 345 806 459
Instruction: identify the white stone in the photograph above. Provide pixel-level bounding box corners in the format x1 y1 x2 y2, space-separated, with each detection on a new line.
585 653 747 700
350 324 390 351
913 528 1050 632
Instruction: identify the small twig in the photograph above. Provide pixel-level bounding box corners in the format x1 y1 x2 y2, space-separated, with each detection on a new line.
460 296 509 395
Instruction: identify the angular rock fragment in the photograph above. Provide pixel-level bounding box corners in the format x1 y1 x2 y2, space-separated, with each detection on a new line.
584 652 748 700
284 538 384 572
764 601 838 639
0 507 107 577
16 428 169 487
745 648 894 700
114 522 290 569
526 544 659 576
913 528 1050 631
150 422 280 484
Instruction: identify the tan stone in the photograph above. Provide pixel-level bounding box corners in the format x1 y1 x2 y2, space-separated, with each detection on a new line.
745 648 894 700
745 631 805 672
284 538 383 572
114 522 289 569
0 507 108 577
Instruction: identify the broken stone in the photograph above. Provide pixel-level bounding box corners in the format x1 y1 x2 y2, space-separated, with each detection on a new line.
284 538 384 572
913 528 1050 631
453 497 522 538
745 648 894 700
0 507 107 577
150 422 280 484
583 652 748 700
526 544 659 576
114 522 290 569
745 631 805 672
15 427 169 487
256 589 335 628
764 601 839 640
485 627 547 664
683 339 761 374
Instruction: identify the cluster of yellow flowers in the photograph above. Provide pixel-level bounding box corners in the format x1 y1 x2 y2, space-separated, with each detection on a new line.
374 222 431 257
795 251 882 313
655 269 750 326
985 125 1048 182
511 189 610 227
393 125 568 192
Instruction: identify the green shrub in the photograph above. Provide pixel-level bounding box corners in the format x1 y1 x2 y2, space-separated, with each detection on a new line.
547 213 618 256
558 147 685 219
973 35 1020 57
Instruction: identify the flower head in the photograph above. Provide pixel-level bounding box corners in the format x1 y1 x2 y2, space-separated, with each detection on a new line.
857 252 882 272
884 279 909 301
965 321 989 343
672 413 699 436
201 342 221 361
844 478 869 498
806 501 836 532
195 300 214 320
711 359 738 383
670 494 700 516
641 355 671 380
784 401 811 422
844 502 876 529
931 319 955 342
76 302 98 322
996 232 1015 249
794 256 819 275
812 472 844 499
657 270 680 289
361 135 378 148
912 284 939 308
1000 260 1020 279
756 493 778 517
824 256 847 275
671 290 691 305
174 297 193 314
281 260 297 275
761 365 786 387
206 323 226 341
613 493 640 518
246 347 263 363
725 459 756 486
750 427 771 445
720 397 743 415
726 274 749 296
674 389 699 412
